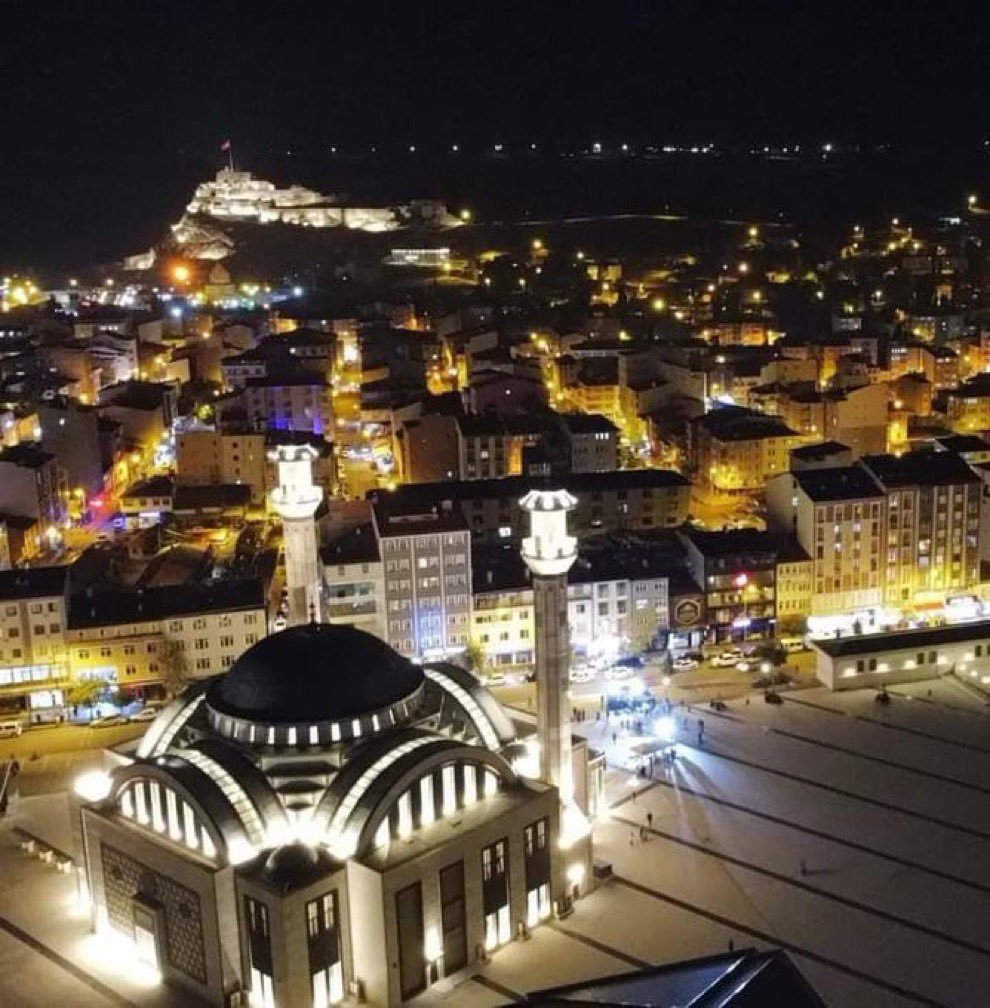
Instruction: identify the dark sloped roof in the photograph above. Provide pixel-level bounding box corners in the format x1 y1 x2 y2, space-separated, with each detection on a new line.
210 623 423 722
790 440 849 460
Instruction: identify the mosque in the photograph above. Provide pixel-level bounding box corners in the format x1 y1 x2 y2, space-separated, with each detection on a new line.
71 465 599 1007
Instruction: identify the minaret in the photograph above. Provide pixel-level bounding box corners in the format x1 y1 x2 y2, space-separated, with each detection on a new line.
519 488 578 803
269 445 323 627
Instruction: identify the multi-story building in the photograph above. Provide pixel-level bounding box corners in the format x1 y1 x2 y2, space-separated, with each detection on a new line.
678 529 778 643
373 503 472 661
176 427 268 507
766 466 884 619
455 413 540 480
243 373 334 437
66 580 267 694
470 535 680 668
370 469 691 545
553 412 619 472
0 443 66 531
945 374 990 433
0 566 70 720
774 538 813 633
861 450 982 605
396 410 460 483
320 518 386 640
691 406 799 492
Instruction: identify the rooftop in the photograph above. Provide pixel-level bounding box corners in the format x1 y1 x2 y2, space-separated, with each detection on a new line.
695 405 796 442
812 618 990 658
790 440 849 461
558 412 619 435
678 527 779 559
67 578 266 629
321 522 380 566
0 565 69 600
0 443 55 469
370 469 690 512
791 465 883 502
861 449 980 488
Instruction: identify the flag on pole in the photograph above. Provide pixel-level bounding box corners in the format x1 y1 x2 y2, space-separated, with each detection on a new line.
220 139 231 152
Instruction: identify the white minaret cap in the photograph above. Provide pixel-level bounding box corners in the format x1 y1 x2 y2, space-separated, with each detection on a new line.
520 488 578 577
268 444 323 520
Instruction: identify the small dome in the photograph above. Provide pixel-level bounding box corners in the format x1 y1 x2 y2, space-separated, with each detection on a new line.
253 842 339 892
207 623 423 723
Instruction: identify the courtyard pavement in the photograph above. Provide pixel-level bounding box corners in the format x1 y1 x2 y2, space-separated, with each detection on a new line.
1 676 988 1006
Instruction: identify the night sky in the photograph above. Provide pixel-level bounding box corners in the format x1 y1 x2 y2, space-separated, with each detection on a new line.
1 0 986 271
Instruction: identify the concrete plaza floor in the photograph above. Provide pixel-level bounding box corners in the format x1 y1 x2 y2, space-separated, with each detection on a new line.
1 676 988 1006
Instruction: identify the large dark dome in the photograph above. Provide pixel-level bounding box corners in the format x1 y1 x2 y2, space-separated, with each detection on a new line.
207 623 424 723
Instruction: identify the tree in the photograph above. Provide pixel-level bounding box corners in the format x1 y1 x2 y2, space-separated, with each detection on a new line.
66 678 107 718
464 637 486 673
159 638 188 698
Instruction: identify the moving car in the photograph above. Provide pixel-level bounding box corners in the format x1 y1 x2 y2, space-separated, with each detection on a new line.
129 707 159 722
569 668 595 684
711 648 743 667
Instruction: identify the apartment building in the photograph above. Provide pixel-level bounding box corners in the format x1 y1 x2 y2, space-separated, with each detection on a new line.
0 566 70 718
678 529 777 643
946 374 990 433
243 373 334 437
471 536 679 669
554 412 619 472
766 466 884 617
320 518 385 640
456 413 540 480
373 503 472 661
861 450 982 604
370 469 691 545
0 443 66 530
176 427 267 506
66 580 267 693
691 406 799 491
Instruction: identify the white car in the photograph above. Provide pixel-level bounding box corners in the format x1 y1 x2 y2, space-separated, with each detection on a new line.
606 665 634 681
711 650 743 667
672 656 698 673
485 672 508 688
129 707 159 722
89 714 129 728
569 668 594 684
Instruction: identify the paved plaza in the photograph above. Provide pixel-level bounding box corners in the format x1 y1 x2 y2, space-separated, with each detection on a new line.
2 677 989 1006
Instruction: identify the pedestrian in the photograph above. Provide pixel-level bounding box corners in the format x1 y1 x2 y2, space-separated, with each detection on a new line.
639 824 646 841
629 831 635 846
800 859 807 876
612 732 617 745
698 718 705 739
728 938 734 952
647 811 653 829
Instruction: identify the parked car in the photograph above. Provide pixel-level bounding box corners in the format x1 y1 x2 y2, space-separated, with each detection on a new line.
569 668 594 684
89 714 129 728
711 649 743 667
606 665 634 681
129 707 159 722
672 656 698 673
485 672 508 688
779 636 808 653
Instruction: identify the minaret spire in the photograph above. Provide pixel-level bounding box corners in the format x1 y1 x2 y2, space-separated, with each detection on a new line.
269 444 324 627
